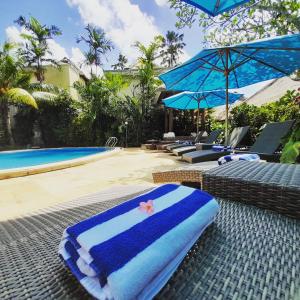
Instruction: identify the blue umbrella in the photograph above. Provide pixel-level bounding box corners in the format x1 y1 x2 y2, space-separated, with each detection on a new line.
159 34 300 142
181 0 251 16
163 90 243 134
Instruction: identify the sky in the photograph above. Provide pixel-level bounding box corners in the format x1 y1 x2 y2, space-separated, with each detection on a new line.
0 0 270 97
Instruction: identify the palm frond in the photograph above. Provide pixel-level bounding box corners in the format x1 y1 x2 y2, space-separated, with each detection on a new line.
32 91 57 102
6 88 38 108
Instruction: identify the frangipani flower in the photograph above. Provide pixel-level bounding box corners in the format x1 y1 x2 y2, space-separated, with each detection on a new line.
139 200 154 215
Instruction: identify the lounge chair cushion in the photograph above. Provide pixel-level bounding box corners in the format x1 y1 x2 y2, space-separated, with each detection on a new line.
218 153 260 165
59 184 219 300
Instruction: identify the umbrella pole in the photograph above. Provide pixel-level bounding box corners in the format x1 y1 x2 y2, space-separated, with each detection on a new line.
225 49 229 146
197 101 200 135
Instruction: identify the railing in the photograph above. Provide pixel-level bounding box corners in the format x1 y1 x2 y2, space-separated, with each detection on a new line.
105 137 118 148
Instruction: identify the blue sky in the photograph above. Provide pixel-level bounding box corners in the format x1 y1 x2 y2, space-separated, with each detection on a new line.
0 0 269 97
0 0 204 69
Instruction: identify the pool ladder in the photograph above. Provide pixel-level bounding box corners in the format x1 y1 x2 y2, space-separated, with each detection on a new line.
105 137 118 148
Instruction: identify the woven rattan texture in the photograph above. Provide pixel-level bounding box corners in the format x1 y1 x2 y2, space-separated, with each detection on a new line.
203 161 300 219
0 191 299 300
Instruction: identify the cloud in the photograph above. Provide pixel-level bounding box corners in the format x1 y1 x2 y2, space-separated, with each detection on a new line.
66 0 162 62
4 26 103 77
154 0 169 7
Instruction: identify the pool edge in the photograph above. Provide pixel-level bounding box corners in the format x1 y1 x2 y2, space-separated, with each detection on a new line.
0 147 122 180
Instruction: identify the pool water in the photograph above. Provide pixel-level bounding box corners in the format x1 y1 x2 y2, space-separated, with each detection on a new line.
0 147 111 170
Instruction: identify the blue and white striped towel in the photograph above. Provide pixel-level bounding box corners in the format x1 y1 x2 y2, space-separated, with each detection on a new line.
59 184 219 300
212 145 232 152
218 153 260 165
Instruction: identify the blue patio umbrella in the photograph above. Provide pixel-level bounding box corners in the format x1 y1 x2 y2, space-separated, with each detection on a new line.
159 34 300 143
181 0 251 16
163 90 243 134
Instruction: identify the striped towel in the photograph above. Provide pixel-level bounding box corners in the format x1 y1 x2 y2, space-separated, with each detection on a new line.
212 145 232 152
59 184 219 300
218 153 260 165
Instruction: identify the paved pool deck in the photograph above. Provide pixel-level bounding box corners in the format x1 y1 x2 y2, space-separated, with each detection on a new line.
0 148 186 221
0 148 219 221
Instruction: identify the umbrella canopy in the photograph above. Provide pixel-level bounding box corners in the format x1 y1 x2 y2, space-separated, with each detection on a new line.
159 34 300 142
163 90 242 109
163 90 243 134
181 0 251 16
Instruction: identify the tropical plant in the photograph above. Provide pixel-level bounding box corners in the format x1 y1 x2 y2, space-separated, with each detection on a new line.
134 36 163 142
169 0 300 46
111 54 128 70
77 25 114 76
15 15 62 83
74 73 127 144
160 31 186 67
0 42 39 145
281 122 300 163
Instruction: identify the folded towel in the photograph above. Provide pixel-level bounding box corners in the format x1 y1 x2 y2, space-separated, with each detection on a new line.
218 153 260 165
212 145 232 152
59 184 219 300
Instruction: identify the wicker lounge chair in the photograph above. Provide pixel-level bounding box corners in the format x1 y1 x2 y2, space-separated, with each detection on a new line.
182 126 250 163
202 160 300 219
0 181 299 299
235 119 295 161
173 129 222 156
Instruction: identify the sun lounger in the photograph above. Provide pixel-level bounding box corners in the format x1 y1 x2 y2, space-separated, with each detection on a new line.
182 126 250 163
59 184 219 299
165 131 206 151
235 119 295 161
0 182 298 299
173 129 222 156
202 160 300 219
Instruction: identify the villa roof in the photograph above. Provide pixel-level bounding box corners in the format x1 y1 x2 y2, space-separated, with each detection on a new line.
244 76 300 106
212 76 300 120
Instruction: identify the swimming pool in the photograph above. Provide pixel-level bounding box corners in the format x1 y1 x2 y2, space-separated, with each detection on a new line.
0 147 112 170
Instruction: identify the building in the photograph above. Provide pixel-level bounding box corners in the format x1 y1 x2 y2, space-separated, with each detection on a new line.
30 58 89 100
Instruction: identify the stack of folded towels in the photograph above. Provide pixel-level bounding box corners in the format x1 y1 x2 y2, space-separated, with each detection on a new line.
59 184 219 300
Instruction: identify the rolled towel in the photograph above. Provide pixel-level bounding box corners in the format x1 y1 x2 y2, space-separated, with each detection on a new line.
59 184 219 300
218 153 260 165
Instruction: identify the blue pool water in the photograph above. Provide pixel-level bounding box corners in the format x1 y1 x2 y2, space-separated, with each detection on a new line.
0 147 111 170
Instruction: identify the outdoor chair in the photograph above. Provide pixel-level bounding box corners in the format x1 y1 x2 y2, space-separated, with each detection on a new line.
173 129 222 156
164 131 206 151
0 173 299 299
182 126 250 163
235 119 295 161
202 160 300 219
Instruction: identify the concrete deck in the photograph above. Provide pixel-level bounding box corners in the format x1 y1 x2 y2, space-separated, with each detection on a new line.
0 148 187 221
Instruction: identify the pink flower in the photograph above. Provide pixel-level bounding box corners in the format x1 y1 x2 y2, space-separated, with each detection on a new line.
139 200 154 215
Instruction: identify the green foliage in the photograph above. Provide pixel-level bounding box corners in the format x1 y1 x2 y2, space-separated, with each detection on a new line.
77 24 114 76
111 54 128 70
280 123 300 164
160 31 186 67
169 0 300 46
15 16 62 82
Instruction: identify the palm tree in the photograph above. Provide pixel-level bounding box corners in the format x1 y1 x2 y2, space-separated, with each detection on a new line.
111 54 128 70
134 36 163 142
15 15 62 83
160 31 186 67
0 43 38 145
77 25 113 76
